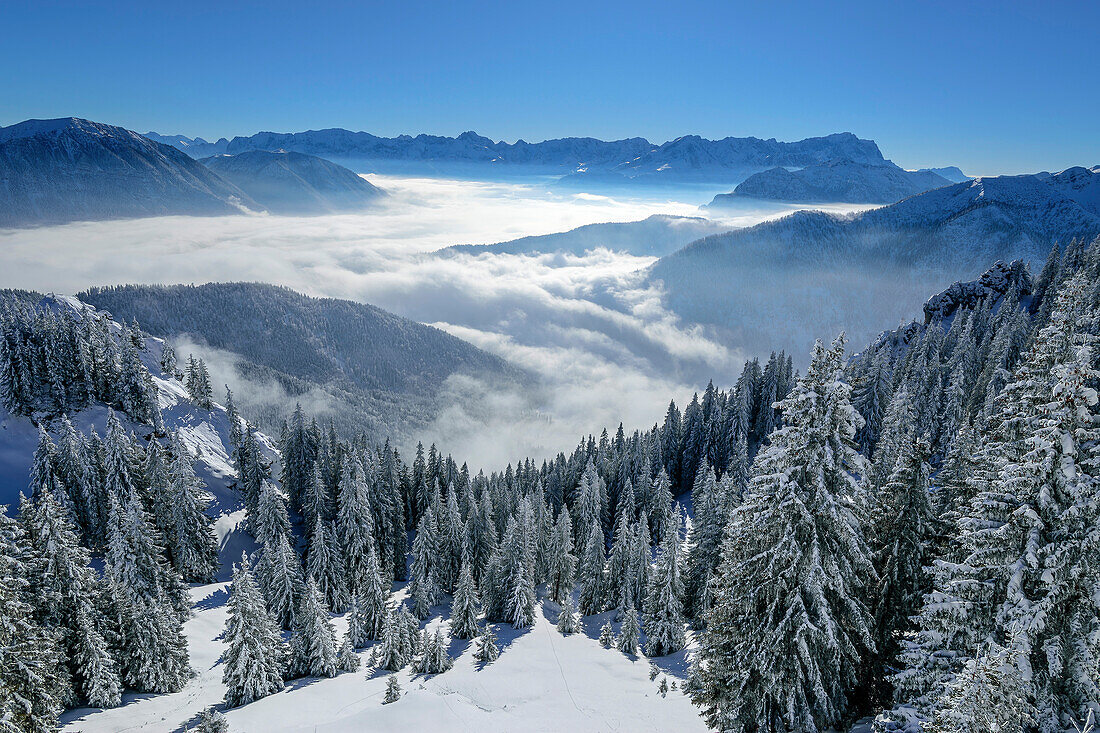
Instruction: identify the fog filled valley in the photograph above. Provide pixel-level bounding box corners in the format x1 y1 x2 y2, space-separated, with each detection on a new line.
2 174 888 465
3 12 1100 727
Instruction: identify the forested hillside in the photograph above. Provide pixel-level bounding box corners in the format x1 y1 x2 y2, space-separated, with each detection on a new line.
79 282 525 440
3 234 1100 732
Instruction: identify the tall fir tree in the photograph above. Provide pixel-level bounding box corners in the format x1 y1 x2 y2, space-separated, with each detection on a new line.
692 336 876 732
222 554 286 708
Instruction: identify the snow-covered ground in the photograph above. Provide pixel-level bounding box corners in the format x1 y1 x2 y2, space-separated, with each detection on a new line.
60 593 706 733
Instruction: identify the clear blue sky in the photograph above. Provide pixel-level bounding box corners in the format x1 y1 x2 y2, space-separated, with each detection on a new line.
3 0 1097 175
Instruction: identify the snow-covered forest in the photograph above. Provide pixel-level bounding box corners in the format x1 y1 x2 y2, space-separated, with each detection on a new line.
2 234 1100 732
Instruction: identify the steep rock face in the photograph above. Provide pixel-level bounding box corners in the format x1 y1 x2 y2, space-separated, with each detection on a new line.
201 150 384 214
922 260 1032 323
918 166 970 183
708 160 952 205
0 118 257 226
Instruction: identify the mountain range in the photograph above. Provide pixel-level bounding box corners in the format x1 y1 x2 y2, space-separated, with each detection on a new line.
146 128 890 182
0 118 385 226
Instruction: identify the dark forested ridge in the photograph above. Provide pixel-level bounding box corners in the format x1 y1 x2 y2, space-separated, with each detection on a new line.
3 235 1100 732
79 282 526 438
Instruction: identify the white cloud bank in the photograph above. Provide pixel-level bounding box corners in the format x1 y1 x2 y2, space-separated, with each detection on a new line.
0 175 864 468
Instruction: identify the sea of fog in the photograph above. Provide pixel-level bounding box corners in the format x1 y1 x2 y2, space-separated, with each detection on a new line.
0 176 869 467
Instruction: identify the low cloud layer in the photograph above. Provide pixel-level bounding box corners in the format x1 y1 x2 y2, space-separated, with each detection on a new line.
1 176 864 468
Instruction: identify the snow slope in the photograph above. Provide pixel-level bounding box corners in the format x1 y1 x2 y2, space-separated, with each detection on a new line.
59 597 706 733
0 294 278 572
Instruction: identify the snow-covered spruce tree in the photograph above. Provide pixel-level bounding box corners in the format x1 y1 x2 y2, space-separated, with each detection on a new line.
103 489 191 692
501 515 536 629
336 634 361 673
556 596 581 635
288 578 338 679
186 355 214 409
164 434 219 582
414 628 453 674
599 620 615 648
348 543 388 645
383 674 402 703
644 507 686 657
408 510 439 619
926 642 1033 732
195 708 229 733
691 335 876 732
648 469 674 544
474 623 499 664
18 489 121 708
578 522 607 615
546 506 576 604
376 609 410 672
222 553 286 708
574 458 608 545
253 478 292 550
685 465 723 623
223 385 242 452
0 508 64 732
892 272 1100 728
306 512 349 614
449 557 481 640
607 507 635 618
103 568 190 694
257 530 304 630
617 607 640 656
336 455 376 597
867 434 937 701
159 341 176 377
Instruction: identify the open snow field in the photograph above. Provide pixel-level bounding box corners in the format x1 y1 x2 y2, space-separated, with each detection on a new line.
60 592 707 733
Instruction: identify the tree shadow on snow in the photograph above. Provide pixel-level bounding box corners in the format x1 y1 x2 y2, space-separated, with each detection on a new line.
194 586 228 612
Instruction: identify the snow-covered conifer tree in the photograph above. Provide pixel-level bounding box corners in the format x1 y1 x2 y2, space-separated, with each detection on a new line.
474 623 499 664
556 596 580 635
691 336 875 732
578 523 606 615
222 553 286 707
449 557 481 640
644 507 686 657
288 578 338 678
617 606 640 656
